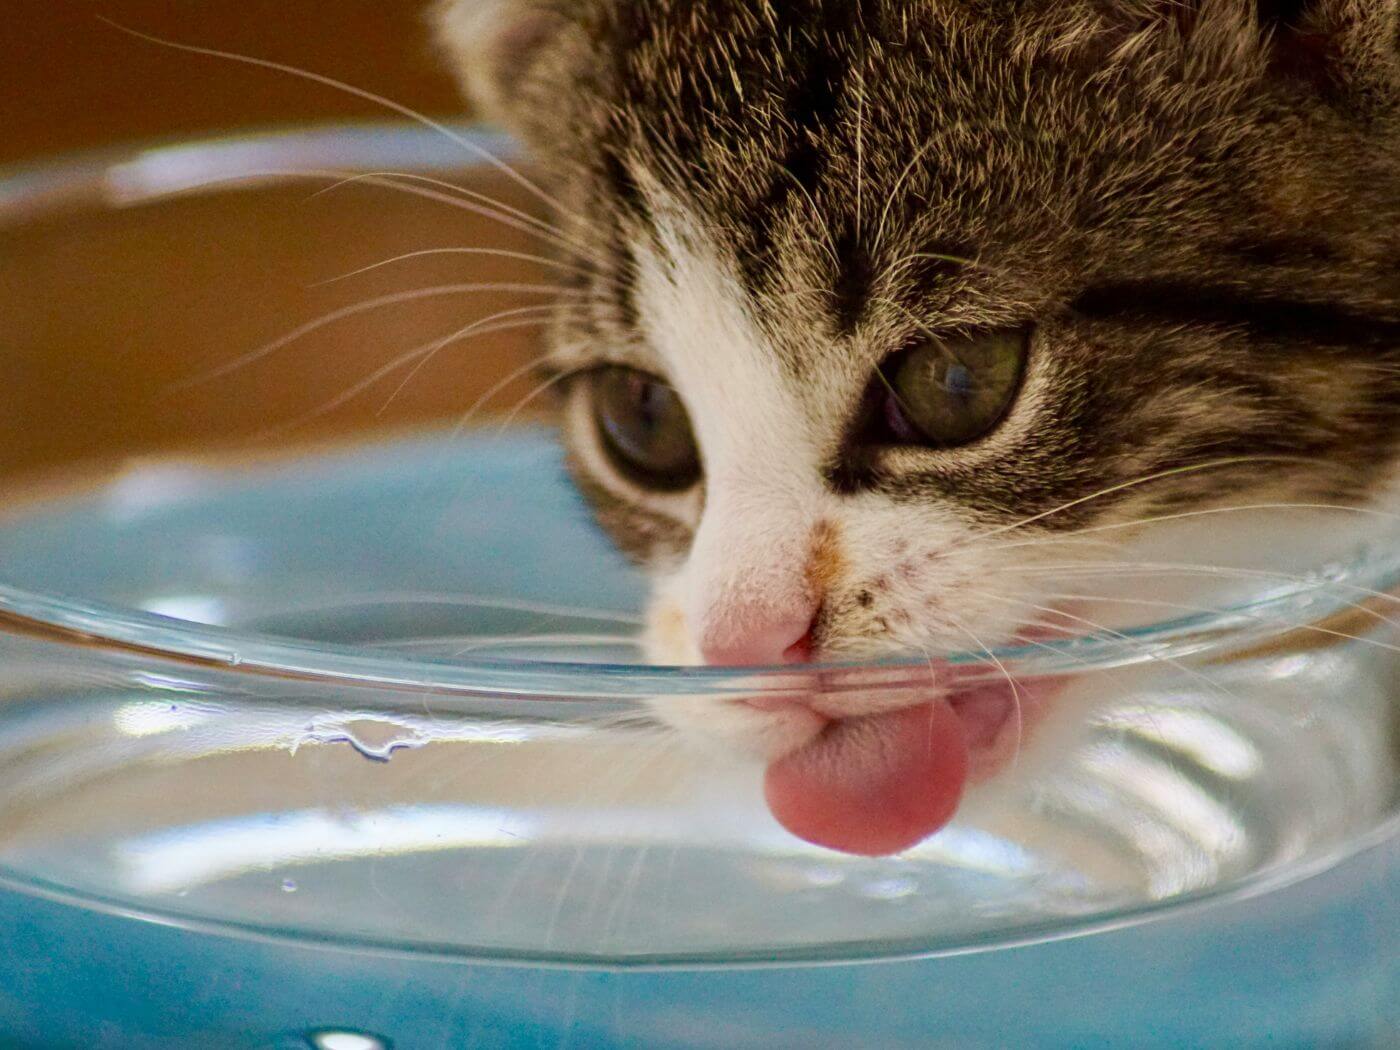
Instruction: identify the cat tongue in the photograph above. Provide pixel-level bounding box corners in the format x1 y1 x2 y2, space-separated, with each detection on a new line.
763 701 969 857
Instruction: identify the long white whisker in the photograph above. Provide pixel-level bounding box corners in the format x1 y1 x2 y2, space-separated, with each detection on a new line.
1009 559 1400 636
175 283 577 388
307 170 607 265
101 21 593 230
1027 589 1400 657
975 501 1400 557
157 168 598 261
376 304 586 418
965 589 1249 708
874 140 940 255
940 614 1024 769
484 366 588 437
313 247 591 288
250 318 551 439
948 457 1321 551
444 351 572 438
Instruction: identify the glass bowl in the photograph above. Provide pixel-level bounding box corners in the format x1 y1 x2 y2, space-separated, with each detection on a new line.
1 125 1397 1049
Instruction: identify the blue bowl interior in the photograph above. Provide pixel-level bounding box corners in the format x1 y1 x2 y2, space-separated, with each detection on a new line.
0 429 646 646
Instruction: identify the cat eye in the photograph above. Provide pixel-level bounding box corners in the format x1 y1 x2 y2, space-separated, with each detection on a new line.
589 366 702 490
873 328 1030 448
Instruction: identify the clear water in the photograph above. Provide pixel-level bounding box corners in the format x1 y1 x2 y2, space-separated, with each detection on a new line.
0 431 1395 970
2 120 1396 1048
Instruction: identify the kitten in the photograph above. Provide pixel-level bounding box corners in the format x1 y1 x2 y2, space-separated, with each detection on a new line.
437 0 1400 854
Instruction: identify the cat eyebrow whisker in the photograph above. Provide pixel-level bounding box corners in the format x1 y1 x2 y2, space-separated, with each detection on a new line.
376 305 593 419
306 170 610 266
455 344 591 435
168 168 604 265
174 283 584 389
311 247 594 288
486 365 594 438
854 65 868 241
100 19 596 238
251 306 590 439
771 163 843 270
873 140 943 256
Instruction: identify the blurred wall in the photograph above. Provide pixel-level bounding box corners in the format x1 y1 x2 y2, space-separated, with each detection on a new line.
2 4 557 483
3 2 463 166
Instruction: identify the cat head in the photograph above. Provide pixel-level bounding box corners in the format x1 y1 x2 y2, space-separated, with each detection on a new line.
438 0 1400 762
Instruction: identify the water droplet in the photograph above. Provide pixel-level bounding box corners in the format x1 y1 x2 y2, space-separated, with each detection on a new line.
306 1030 389 1050
282 879 298 893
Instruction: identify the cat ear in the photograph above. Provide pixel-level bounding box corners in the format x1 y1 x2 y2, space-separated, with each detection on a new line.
433 0 575 130
1255 0 1400 102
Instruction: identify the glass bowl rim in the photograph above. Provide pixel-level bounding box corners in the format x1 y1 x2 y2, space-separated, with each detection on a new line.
5 122 1400 971
4 121 1400 704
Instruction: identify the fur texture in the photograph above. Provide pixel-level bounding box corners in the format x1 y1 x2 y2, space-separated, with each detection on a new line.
438 0 1400 759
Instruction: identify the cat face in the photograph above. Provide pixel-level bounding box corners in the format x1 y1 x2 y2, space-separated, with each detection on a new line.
440 0 1400 769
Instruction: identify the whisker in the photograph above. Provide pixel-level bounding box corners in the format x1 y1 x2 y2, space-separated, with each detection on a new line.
964 589 1250 709
101 21 596 233
1027 589 1400 658
376 304 587 418
939 614 1025 769
483 365 589 438
873 139 941 256
175 283 578 389
312 247 592 288
1008 559 1400 639
443 351 571 437
978 501 1400 557
307 170 607 265
948 456 1324 551
156 168 597 261
253 310 575 439
771 165 841 270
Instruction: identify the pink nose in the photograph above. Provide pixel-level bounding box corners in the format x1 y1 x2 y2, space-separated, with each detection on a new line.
699 609 815 667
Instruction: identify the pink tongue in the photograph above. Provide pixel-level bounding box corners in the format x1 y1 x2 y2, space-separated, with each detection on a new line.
763 701 969 857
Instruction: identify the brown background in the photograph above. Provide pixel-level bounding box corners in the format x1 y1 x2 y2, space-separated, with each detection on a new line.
3 3 551 483
3 2 463 167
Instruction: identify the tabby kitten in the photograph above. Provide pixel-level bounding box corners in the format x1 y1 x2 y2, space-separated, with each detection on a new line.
437 0 1400 854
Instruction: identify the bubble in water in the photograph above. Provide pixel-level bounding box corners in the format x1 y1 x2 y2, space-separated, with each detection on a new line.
282 879 299 893
306 1031 389 1050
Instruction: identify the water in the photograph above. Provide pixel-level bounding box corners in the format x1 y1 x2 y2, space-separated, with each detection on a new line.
0 432 1395 1045
0 611 1392 962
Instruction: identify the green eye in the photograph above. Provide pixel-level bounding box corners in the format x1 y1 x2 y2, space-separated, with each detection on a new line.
878 328 1030 448
590 366 702 490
